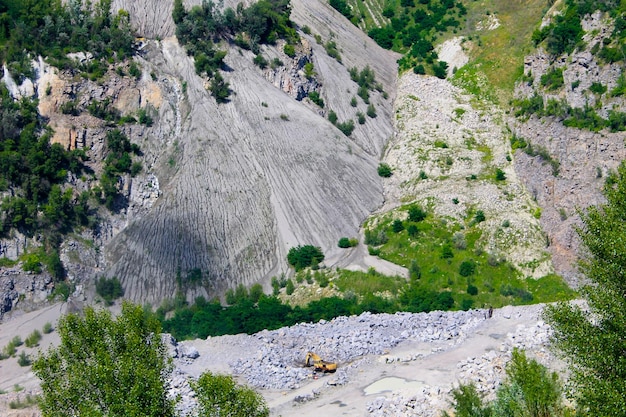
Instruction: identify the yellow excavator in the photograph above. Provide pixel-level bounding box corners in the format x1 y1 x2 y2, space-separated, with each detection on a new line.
305 351 337 373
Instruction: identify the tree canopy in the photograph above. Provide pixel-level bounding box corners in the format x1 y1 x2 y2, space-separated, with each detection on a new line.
544 161 626 415
33 302 176 417
193 372 269 417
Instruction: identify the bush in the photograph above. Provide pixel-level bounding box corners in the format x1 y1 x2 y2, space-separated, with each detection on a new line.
357 112 366 124
338 237 351 248
467 284 478 296
495 168 506 181
308 91 324 107
96 276 124 305
287 245 324 271
42 322 54 334
283 44 296 57
33 302 176 416
377 163 392 177
408 205 427 222
17 351 31 367
193 372 268 417
540 67 564 90
474 210 486 223
459 260 476 277
24 330 41 348
328 110 338 124
253 54 268 69
366 103 377 118
336 119 355 136
392 219 404 233
285 279 294 295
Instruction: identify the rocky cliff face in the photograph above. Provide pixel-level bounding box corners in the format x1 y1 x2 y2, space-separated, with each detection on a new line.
0 0 400 309
511 11 626 286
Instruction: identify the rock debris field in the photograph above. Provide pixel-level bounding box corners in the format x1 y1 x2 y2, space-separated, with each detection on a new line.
165 303 556 417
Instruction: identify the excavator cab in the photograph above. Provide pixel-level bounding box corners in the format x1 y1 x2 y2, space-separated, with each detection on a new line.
305 351 337 373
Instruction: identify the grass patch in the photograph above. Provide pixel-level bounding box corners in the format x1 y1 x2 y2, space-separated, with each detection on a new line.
461 0 548 102
333 268 406 296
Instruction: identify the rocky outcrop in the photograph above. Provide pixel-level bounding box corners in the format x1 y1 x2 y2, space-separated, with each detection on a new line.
512 11 626 286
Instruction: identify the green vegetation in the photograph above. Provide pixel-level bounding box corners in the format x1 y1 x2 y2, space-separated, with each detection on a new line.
513 93 626 133
33 302 176 417
0 85 92 242
0 0 134 82
8 394 38 410
362 203 574 310
342 0 465 76
443 349 567 417
540 67 564 90
338 237 358 248
377 163 393 177
24 329 42 348
95 276 124 305
532 0 625 59
544 161 626 416
173 0 297 102
97 129 142 210
193 372 269 417
287 245 324 271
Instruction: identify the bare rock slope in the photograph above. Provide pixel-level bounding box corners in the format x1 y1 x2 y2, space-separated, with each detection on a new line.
101 0 399 303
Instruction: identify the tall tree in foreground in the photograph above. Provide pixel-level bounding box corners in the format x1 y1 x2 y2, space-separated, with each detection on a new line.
544 161 626 416
33 302 176 417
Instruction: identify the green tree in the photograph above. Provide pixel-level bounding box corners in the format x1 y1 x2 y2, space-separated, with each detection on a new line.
193 371 269 417
442 383 491 417
287 245 324 271
492 349 563 417
33 302 176 417
377 163 392 177
544 161 626 416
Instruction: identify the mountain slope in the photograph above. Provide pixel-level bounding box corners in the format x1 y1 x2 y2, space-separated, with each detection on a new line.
101 0 399 304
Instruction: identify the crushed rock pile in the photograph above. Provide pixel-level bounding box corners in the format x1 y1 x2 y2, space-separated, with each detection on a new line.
166 308 489 415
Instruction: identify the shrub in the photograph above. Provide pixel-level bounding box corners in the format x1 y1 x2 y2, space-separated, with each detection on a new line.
459 260 476 277
96 276 124 305
495 168 506 181
409 260 421 280
336 120 355 136
407 224 419 237
253 54 268 69
283 44 296 58
24 330 41 348
357 112 366 124
42 322 54 334
17 351 31 367
350 97 357 107
314 271 329 287
328 110 338 124
392 219 404 233
285 279 294 295
467 284 478 296
408 205 427 222
338 237 351 248
366 103 377 118
308 91 324 107
589 81 607 95
474 210 486 223
441 244 454 259
377 163 392 177
287 245 324 271
540 67 564 90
